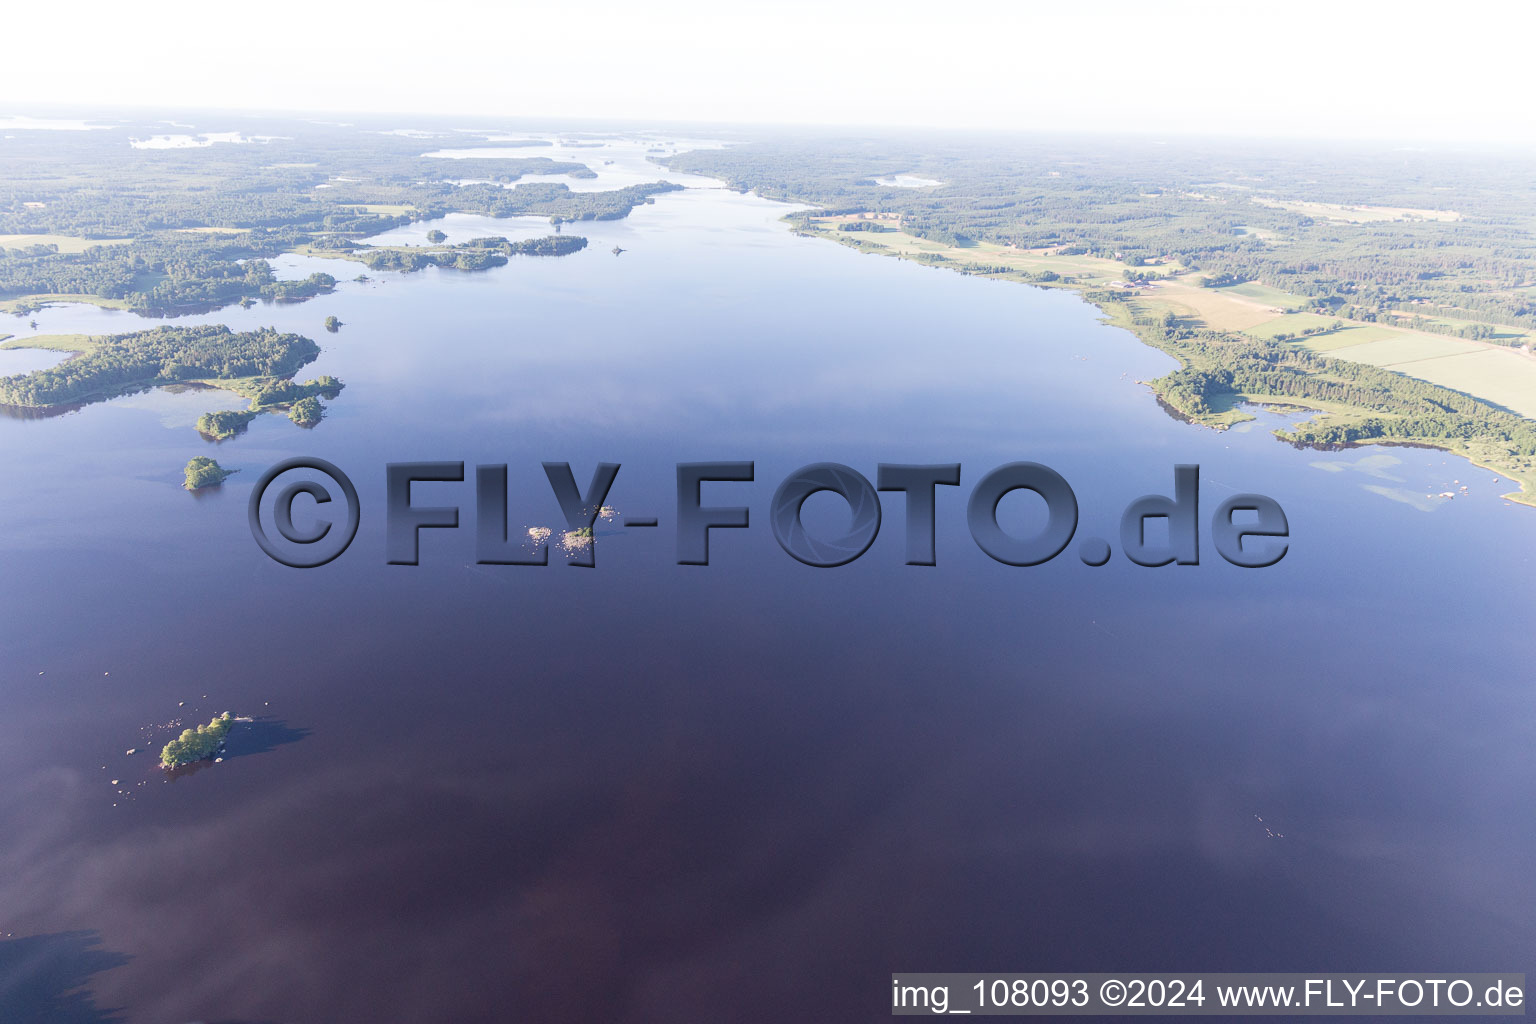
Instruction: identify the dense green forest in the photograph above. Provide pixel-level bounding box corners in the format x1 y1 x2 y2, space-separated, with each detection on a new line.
0 234 338 313
183 456 233 490
0 324 317 406
356 234 587 272
288 396 323 427
161 712 233 768
195 374 342 438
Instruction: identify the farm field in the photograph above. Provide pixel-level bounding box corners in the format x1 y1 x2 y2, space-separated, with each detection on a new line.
806 215 1536 417
1310 333 1536 417
1249 197 1461 223
0 233 131 253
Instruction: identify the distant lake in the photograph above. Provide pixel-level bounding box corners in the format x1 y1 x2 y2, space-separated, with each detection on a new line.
0 116 112 131
420 135 725 193
128 132 282 149
0 151 1531 1022
876 174 944 187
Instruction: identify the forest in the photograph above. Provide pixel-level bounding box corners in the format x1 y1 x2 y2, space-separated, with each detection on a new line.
0 324 319 406
195 374 342 439
161 712 234 768
664 135 1536 500
0 234 338 314
356 234 587 271
183 456 233 490
666 137 1536 341
0 122 679 317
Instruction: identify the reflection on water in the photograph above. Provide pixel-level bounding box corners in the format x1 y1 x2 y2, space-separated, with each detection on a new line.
0 345 72 376
159 718 310 783
0 147 1532 1022
0 931 129 1023
223 717 311 760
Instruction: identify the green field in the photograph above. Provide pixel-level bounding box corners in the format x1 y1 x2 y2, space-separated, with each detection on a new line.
0 233 131 253
1353 345 1536 418
1277 330 1536 418
810 214 1536 420
1316 333 1476 364
1301 325 1409 347
1249 198 1460 223
1244 313 1345 340
1220 281 1306 308
0 334 93 353
1385 310 1536 344
0 293 137 313
0 335 90 389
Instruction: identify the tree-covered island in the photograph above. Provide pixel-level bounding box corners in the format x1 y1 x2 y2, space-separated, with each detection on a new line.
183 456 234 490
356 234 586 272
0 324 346 439
161 712 234 768
196 375 343 438
288 395 323 427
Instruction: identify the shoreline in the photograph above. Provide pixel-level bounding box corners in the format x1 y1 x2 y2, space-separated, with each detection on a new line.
786 212 1536 509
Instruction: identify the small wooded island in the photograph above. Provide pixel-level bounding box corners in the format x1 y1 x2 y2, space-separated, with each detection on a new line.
195 374 343 439
289 396 322 426
161 712 234 768
183 456 234 490
0 324 345 472
356 234 586 272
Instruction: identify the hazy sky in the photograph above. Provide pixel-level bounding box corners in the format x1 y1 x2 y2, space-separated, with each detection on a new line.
5 0 1531 143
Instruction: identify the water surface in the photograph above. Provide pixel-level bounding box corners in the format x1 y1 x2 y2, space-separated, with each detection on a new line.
0 164 1531 1023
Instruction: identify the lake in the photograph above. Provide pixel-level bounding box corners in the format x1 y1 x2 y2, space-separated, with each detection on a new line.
0 147 1531 1022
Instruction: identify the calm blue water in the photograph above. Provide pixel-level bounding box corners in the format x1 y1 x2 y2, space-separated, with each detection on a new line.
0 167 1532 1022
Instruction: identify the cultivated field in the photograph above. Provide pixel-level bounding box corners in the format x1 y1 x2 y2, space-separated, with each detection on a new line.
0 233 130 253
1249 198 1461 223
806 215 1536 417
